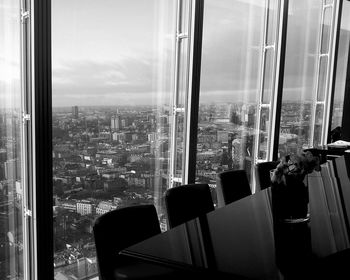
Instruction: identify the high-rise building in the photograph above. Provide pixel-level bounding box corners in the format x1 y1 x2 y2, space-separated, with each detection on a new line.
72 106 79 118
0 163 4 181
121 118 128 128
0 149 6 162
111 115 121 131
4 159 20 181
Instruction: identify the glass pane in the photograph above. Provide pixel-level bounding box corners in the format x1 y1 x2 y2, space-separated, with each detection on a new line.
177 0 191 108
0 1 24 279
317 56 328 101
313 103 324 146
52 0 177 277
197 0 266 186
331 1 350 130
278 0 322 157
180 0 190 35
174 112 186 183
262 49 274 104
321 8 332 54
266 0 278 45
258 107 270 160
178 38 190 108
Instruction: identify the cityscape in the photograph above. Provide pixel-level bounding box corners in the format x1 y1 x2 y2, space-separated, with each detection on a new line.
0 100 344 279
1 0 348 278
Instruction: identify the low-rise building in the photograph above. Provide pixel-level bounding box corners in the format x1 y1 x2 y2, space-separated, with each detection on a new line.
95 201 118 215
76 200 94 216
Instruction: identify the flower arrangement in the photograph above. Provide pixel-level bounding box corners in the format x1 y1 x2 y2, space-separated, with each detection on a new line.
270 151 321 186
270 151 321 222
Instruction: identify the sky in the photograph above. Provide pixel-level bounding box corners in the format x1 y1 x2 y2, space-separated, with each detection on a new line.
52 0 344 107
1 0 346 107
52 0 177 106
0 1 21 109
52 0 273 106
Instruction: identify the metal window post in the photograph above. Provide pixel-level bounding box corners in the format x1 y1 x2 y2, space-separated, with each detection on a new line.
272 0 290 160
324 0 342 144
32 0 53 279
169 0 191 188
20 0 34 279
184 0 204 184
255 0 281 167
310 0 339 146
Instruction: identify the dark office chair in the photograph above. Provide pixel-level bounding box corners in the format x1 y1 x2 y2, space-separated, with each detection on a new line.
93 204 165 280
256 161 280 191
216 169 252 208
165 183 215 228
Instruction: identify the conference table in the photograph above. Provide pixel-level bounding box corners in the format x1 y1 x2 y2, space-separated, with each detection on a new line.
119 154 350 279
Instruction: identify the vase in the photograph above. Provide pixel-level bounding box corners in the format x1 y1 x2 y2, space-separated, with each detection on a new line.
271 174 310 223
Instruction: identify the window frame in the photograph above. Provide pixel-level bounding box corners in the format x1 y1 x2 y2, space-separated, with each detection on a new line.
340 0 350 140
310 0 341 146
20 0 35 278
31 0 348 278
327 0 345 142
184 0 204 184
255 0 282 166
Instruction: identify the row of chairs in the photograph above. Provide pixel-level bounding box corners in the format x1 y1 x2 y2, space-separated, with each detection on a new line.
165 170 252 228
166 161 279 228
93 161 279 279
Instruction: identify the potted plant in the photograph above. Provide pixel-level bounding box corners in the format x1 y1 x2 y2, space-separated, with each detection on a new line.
270 151 320 223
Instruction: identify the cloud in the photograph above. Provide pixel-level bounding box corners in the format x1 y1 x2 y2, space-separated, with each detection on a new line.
52 55 173 106
0 57 21 108
53 60 147 91
0 80 21 108
52 0 323 107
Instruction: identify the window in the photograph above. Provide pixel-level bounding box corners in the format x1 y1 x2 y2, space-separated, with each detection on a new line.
52 0 181 278
2 1 349 279
277 0 338 156
0 0 24 279
331 0 350 131
196 0 279 193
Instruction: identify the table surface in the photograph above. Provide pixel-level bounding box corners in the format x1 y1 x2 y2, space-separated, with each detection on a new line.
120 154 350 279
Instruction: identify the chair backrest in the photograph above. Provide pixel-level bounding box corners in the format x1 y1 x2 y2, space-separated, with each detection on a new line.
216 169 252 208
93 204 161 280
165 183 214 228
256 161 279 191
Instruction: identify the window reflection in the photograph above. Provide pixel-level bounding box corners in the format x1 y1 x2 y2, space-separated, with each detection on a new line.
278 0 322 157
331 1 350 130
197 0 267 187
52 0 178 278
0 0 24 279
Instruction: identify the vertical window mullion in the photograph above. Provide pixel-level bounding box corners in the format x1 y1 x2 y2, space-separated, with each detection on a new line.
169 0 182 188
310 4 325 146
272 0 289 160
184 0 204 184
20 0 34 279
253 0 268 168
33 0 53 279
327 0 344 143
311 0 339 146
169 0 191 188
268 0 283 161
256 0 282 164
255 0 282 166
323 0 341 144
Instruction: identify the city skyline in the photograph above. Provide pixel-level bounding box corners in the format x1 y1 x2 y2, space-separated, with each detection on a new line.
1 98 344 278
